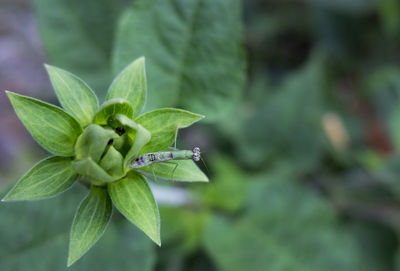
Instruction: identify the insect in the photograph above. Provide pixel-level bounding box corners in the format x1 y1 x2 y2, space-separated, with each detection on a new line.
130 147 202 181
130 147 201 169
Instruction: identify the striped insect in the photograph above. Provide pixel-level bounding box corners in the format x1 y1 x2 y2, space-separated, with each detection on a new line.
130 147 202 181
131 147 201 168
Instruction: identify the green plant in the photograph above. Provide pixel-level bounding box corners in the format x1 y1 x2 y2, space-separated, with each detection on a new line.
1 57 207 267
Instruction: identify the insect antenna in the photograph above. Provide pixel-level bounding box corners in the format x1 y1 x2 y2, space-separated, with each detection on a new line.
200 156 209 176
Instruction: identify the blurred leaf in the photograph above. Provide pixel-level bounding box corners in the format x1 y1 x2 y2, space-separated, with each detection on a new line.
203 172 363 271
2 156 77 201
161 207 208 254
203 155 247 212
7 91 82 156
347 220 397 271
307 0 376 14
0 185 155 270
237 56 328 171
68 186 112 266
135 108 203 153
45 65 99 127
379 0 400 38
108 171 161 245
113 0 246 121
34 0 124 100
107 57 147 118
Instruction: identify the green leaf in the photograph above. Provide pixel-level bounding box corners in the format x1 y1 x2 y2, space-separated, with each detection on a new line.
109 114 151 168
6 91 82 156
93 98 134 125
45 64 98 127
2 156 77 201
74 124 118 163
68 186 112 266
108 171 160 245
140 159 208 182
71 158 115 185
203 155 246 211
113 133 133 157
34 0 124 100
112 0 245 121
135 108 204 153
99 146 124 178
203 173 363 271
107 57 147 118
237 56 327 171
0 185 155 270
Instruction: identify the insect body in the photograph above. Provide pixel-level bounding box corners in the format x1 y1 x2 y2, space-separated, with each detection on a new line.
130 147 201 169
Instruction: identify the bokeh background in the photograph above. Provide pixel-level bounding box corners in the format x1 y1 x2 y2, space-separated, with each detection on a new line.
2 0 400 270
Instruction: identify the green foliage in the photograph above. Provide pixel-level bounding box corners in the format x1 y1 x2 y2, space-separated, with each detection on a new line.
113 0 245 121
0 185 155 270
74 124 118 162
108 171 161 246
135 108 204 153
45 64 99 127
107 57 147 118
68 186 112 266
93 98 134 125
140 159 208 182
203 156 247 212
109 114 151 168
3 56 206 266
71 158 115 185
2 157 77 201
236 56 328 171
203 173 363 271
6 91 82 156
33 0 124 99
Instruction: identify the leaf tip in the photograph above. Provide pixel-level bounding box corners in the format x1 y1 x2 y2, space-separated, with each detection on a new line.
154 237 161 247
66 256 76 267
67 244 81 267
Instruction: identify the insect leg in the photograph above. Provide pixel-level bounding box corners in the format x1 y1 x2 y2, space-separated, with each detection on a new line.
164 161 179 181
150 164 157 182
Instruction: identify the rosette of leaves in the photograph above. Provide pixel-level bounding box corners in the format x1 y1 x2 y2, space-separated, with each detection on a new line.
1 57 208 266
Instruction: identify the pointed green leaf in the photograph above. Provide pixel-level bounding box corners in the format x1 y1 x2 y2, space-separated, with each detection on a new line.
0 185 155 270
93 98 134 125
135 108 204 153
6 91 82 156
108 171 160 245
107 57 147 118
109 114 151 168
68 186 112 267
45 64 99 127
75 124 118 163
72 158 115 185
2 156 77 201
99 146 124 178
140 159 208 182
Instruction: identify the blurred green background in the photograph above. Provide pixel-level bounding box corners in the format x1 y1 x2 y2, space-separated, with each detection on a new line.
2 0 400 270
